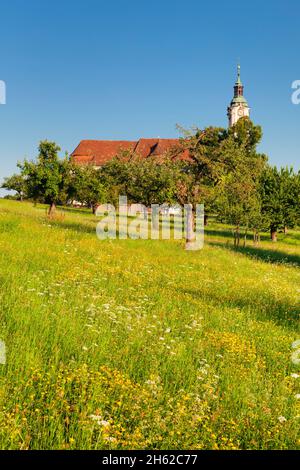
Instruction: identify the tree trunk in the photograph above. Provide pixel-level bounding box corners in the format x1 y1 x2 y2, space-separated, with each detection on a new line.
152 207 159 231
253 230 260 246
271 226 277 242
284 226 288 235
234 225 240 247
92 203 99 215
204 214 208 226
243 229 248 248
186 210 194 241
48 202 56 217
185 204 195 249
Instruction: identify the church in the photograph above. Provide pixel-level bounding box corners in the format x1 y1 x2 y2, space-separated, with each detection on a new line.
71 65 250 167
227 64 250 126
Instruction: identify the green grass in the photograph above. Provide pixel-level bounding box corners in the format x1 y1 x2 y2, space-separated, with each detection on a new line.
0 199 299 449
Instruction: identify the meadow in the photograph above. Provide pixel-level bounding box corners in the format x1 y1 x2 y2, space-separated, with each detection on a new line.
0 199 299 450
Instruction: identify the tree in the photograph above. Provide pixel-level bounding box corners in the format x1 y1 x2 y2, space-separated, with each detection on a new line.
178 126 228 224
279 168 300 234
260 166 300 241
227 117 263 154
177 119 267 238
18 140 69 216
101 152 180 207
71 164 106 213
214 135 266 245
1 174 27 200
101 152 195 240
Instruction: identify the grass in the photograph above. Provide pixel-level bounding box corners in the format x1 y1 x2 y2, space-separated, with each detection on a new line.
0 199 299 450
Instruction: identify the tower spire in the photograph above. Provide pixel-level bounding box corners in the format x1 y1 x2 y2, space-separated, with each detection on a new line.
236 63 241 84
227 63 250 127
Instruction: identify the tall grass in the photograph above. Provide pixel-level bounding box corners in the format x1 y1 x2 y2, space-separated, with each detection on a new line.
0 200 299 449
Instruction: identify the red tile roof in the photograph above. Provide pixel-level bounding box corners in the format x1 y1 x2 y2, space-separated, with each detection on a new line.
71 138 187 166
151 139 182 156
71 140 137 166
134 138 160 158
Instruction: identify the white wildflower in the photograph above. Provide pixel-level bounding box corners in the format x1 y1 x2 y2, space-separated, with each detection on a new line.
145 380 156 386
89 414 103 422
278 416 287 423
99 420 110 427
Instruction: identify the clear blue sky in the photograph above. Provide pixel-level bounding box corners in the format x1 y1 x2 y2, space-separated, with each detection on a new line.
1 0 300 194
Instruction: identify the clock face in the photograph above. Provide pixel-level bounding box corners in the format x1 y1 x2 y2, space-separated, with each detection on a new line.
238 108 244 117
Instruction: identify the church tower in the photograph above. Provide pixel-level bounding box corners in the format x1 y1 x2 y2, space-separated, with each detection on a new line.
227 64 250 127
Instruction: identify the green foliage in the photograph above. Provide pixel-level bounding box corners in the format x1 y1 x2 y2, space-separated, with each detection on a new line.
260 166 300 237
179 120 267 233
228 117 263 153
18 141 70 212
215 136 266 235
101 153 182 207
2 120 299 243
70 165 107 212
1 173 27 200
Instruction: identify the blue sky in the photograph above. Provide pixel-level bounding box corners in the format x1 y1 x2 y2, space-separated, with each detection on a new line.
1 0 300 194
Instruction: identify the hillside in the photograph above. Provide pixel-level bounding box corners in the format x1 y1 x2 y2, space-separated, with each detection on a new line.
0 200 299 449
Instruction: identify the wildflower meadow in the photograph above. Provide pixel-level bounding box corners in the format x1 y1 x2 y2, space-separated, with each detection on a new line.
0 199 299 450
